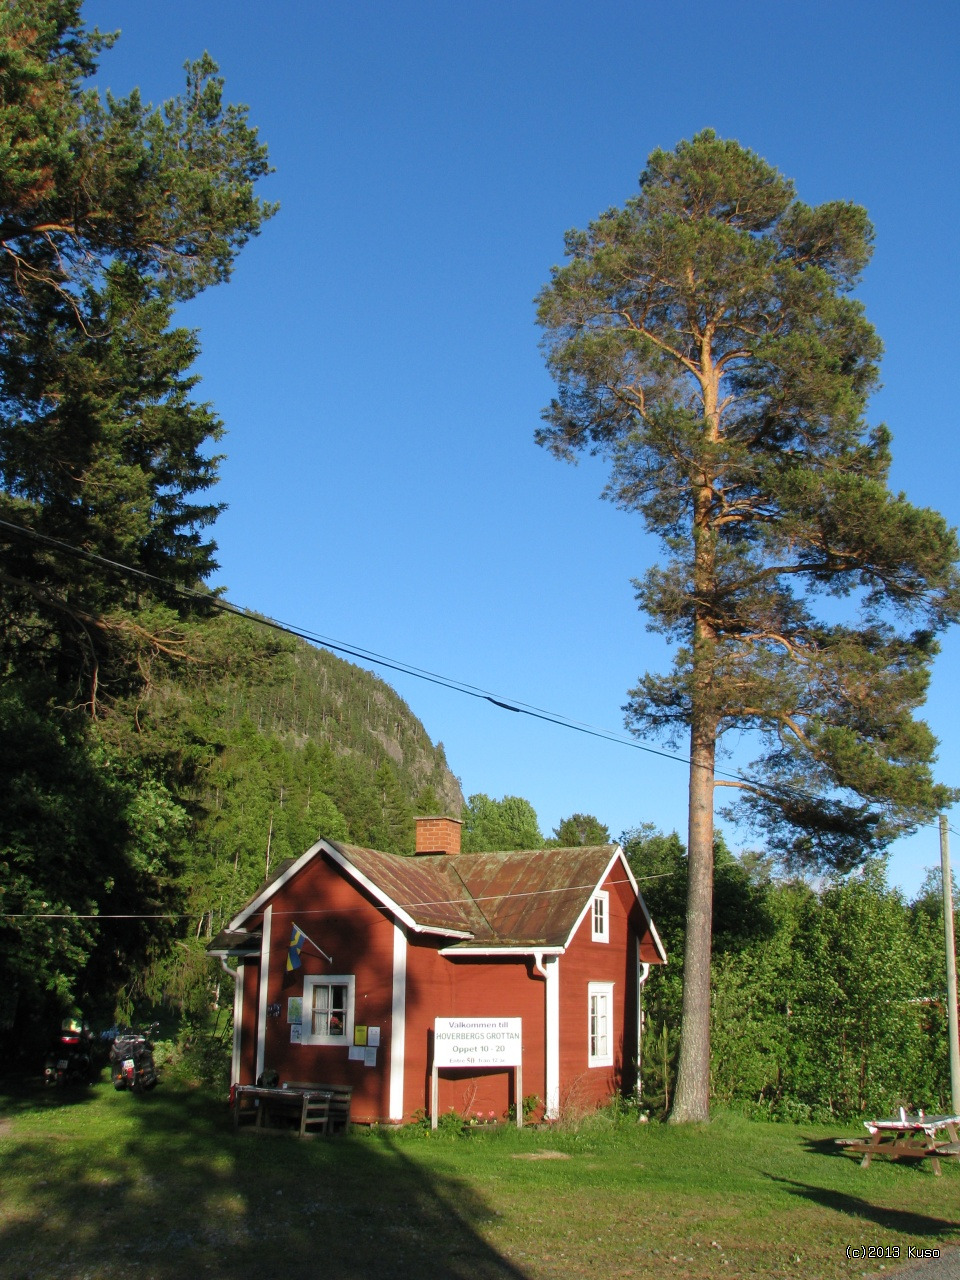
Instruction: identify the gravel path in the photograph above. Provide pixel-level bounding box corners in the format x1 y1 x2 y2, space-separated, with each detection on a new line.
870 1248 960 1279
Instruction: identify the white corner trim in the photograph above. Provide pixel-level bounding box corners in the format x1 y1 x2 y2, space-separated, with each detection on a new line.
389 920 407 1121
255 904 272 1082
231 962 243 1087
544 956 560 1118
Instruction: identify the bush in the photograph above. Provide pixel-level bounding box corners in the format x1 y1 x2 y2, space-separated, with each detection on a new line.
158 1027 231 1090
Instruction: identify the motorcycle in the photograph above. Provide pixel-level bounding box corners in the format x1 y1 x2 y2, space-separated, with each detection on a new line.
108 1023 159 1094
43 1017 94 1087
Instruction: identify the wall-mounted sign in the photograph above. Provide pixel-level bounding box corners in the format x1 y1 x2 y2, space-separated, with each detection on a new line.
434 1018 522 1068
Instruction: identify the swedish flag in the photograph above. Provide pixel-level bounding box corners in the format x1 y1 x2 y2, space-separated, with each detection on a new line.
286 923 305 971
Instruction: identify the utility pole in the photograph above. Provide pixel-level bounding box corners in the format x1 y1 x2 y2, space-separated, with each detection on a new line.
939 816 960 1115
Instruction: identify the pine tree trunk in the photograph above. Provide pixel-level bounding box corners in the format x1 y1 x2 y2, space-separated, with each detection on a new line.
669 711 716 1122
670 445 718 1124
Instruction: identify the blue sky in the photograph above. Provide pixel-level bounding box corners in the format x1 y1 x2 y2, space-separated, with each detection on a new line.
85 1 959 894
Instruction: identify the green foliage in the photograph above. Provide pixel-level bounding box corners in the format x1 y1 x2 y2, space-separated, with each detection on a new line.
0 604 463 1040
507 1093 543 1123
157 1017 232 1091
549 813 611 846
114 610 464 998
460 793 543 852
0 5 277 707
630 825 958 1118
0 672 189 1033
0 4 278 1041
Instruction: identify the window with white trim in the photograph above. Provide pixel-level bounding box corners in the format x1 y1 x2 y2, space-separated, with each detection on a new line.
591 890 609 942
301 974 355 1046
588 981 614 1067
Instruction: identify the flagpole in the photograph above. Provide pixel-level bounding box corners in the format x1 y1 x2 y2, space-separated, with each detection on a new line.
292 922 332 964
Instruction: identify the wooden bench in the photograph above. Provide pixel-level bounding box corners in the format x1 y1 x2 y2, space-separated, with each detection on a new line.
233 1081 353 1138
284 1082 353 1135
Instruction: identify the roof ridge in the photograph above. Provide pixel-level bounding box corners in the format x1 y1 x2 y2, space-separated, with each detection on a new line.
448 858 499 938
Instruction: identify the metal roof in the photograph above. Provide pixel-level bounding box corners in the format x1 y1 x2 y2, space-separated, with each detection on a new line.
215 839 664 961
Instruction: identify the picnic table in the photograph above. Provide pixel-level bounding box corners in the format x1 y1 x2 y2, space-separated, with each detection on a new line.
232 1082 352 1138
836 1110 960 1176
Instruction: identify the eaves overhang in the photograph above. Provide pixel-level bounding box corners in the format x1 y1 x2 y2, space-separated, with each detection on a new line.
227 838 474 940
438 944 564 958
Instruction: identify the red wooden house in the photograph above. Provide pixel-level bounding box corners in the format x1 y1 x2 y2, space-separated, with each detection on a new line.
209 816 666 1123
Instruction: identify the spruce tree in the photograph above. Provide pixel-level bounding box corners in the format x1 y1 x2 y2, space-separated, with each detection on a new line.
536 131 960 1121
0 2 276 703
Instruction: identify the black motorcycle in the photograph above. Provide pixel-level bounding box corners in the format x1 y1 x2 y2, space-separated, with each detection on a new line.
43 1018 94 1087
108 1024 159 1094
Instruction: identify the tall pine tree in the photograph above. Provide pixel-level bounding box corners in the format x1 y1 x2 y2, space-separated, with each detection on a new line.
536 131 959 1121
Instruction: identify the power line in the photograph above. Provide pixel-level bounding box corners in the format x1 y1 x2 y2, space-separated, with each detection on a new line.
1 874 673 922
1 515 955 832
0 515 727 773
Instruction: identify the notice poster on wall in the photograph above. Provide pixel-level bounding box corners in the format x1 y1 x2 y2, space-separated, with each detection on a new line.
367 1026 381 1047
290 1024 302 1044
287 997 303 1025
434 1018 522 1068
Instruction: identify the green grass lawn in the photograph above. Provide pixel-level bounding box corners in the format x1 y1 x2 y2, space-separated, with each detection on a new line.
1 1078 957 1280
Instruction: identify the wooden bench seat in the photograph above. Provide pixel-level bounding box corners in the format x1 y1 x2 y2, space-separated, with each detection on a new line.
232 1083 351 1138
283 1082 352 1135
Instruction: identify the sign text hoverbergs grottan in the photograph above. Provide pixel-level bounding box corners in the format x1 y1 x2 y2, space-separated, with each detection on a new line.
433 1018 522 1067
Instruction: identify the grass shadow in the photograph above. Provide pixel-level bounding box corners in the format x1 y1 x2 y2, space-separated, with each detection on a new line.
0 1078 529 1280
802 1134 865 1161
766 1174 960 1238
0 1073 101 1117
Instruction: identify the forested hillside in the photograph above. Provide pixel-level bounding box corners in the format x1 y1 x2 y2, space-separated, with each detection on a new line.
2 605 463 1042
113 609 465 1017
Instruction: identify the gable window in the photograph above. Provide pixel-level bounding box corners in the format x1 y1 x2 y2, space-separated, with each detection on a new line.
591 891 609 942
588 982 614 1067
301 975 355 1046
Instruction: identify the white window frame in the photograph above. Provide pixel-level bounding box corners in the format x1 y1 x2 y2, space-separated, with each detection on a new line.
301 974 355 1046
591 890 610 942
588 981 614 1068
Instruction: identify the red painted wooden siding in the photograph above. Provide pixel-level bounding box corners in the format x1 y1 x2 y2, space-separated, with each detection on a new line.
241 851 398 1122
557 863 641 1110
403 937 547 1120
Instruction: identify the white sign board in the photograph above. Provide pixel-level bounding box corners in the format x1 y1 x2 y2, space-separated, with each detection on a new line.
434 1017 522 1068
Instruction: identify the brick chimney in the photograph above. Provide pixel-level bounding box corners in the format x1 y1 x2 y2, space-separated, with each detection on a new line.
415 816 462 856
